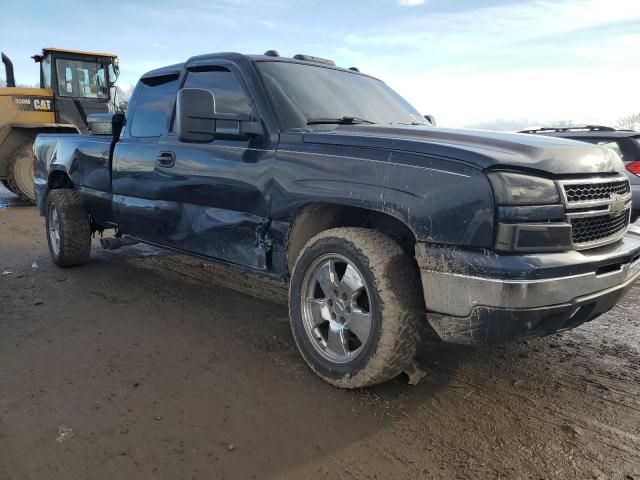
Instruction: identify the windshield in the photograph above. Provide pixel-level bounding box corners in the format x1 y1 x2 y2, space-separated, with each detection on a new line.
256 61 427 131
55 58 109 99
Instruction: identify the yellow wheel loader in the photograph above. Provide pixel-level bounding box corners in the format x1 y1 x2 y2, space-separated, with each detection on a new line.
0 48 120 202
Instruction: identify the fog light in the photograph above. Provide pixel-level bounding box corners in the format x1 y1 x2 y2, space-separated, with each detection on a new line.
496 223 572 252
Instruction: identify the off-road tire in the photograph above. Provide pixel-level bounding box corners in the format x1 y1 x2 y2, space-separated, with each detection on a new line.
6 141 36 203
45 189 91 267
289 228 423 388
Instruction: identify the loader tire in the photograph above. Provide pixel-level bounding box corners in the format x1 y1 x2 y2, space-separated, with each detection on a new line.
6 141 36 203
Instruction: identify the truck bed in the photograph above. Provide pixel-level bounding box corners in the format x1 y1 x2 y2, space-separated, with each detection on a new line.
34 133 114 221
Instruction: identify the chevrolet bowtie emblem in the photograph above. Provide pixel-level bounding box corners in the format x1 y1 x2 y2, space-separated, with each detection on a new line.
609 194 626 217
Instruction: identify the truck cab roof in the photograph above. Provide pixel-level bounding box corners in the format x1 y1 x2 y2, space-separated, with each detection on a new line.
140 52 373 80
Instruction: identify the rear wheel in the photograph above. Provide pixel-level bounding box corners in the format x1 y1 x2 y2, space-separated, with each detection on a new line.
289 228 422 388
46 189 91 267
7 141 36 203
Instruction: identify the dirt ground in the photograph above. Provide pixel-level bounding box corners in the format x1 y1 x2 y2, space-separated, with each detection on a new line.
1 186 640 480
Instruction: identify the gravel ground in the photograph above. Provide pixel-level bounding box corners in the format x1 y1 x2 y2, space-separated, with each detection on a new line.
1 185 640 480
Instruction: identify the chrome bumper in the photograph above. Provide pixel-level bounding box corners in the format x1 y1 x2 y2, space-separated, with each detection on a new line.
416 225 640 344
420 248 640 318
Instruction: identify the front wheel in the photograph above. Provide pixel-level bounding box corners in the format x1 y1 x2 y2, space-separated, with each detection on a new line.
289 228 422 388
46 189 91 267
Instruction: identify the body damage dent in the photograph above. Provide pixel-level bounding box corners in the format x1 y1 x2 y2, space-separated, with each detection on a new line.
138 200 272 270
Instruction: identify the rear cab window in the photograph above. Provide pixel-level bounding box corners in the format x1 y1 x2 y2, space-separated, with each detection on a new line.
569 137 625 159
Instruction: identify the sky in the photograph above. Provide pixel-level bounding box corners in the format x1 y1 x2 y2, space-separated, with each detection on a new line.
0 0 638 130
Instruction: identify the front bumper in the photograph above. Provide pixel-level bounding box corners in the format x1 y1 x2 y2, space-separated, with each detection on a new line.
416 224 640 345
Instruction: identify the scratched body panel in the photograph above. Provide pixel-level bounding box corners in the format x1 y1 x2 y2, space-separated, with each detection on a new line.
34 133 114 221
147 138 275 269
272 133 494 249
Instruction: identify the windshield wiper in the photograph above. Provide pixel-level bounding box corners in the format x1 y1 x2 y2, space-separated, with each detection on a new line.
306 116 376 126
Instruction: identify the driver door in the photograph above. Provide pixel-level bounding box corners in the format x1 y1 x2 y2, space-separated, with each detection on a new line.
155 61 276 270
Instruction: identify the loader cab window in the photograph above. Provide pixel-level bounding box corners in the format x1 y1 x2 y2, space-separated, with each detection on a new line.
130 74 180 138
55 58 109 99
41 56 52 89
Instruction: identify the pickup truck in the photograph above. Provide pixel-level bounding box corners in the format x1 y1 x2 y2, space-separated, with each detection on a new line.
33 51 640 388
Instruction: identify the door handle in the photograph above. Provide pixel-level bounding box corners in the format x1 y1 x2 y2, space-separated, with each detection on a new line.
156 151 176 168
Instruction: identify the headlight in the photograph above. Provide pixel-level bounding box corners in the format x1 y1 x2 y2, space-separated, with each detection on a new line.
487 171 560 205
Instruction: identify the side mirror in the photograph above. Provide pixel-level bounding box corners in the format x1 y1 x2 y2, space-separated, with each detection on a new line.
87 113 125 138
176 88 262 143
424 114 436 126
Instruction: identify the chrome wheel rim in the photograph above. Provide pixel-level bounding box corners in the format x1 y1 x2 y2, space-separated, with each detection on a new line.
48 205 60 256
301 254 373 364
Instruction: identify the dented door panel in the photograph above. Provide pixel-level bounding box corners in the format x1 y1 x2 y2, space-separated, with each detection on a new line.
112 137 172 243
154 137 275 269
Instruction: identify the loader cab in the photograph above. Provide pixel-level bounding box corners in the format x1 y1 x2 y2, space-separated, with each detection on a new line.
32 48 120 132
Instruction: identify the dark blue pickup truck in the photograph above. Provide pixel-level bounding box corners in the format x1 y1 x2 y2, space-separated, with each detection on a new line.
33 51 640 388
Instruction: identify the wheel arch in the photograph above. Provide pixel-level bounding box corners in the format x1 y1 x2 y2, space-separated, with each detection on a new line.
286 202 419 275
47 168 74 189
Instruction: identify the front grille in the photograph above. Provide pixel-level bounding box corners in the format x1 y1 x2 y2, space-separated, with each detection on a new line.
570 211 629 246
559 175 632 250
563 179 629 204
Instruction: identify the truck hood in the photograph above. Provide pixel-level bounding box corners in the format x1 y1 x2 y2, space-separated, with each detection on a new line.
303 125 624 175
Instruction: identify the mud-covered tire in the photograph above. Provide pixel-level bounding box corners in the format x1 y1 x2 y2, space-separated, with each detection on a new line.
6 141 36 203
45 189 91 267
289 228 422 388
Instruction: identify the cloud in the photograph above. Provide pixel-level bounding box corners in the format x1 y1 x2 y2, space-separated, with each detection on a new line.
337 0 640 128
348 0 640 50
398 0 425 6
376 63 640 129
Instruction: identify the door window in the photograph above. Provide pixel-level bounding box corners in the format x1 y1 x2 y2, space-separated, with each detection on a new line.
130 74 180 138
183 67 252 115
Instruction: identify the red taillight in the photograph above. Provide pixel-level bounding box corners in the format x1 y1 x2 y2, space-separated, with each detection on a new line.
627 161 640 176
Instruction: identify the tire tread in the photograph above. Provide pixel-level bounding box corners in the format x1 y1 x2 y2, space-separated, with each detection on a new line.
290 227 422 388
6 141 35 203
46 189 91 267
